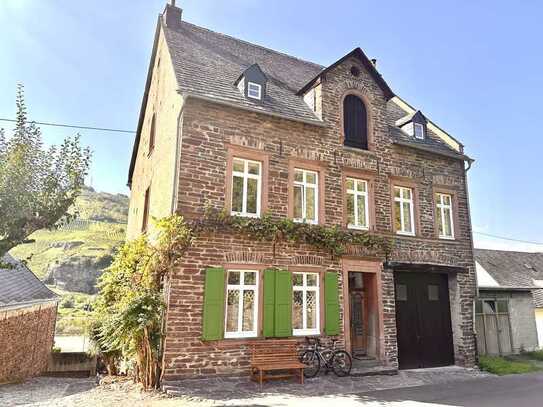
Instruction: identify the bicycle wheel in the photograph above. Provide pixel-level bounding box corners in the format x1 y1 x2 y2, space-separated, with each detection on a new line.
331 350 352 377
299 350 321 378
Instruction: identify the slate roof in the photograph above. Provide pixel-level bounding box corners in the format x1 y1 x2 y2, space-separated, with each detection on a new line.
474 249 543 307
0 254 58 310
390 126 470 162
127 8 469 185
164 20 324 124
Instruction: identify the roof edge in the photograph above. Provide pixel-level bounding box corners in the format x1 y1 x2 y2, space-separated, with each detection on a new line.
181 92 327 127
128 16 163 188
297 48 395 100
392 139 474 163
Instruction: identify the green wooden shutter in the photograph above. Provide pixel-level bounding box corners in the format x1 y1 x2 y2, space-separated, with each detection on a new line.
274 269 293 337
325 272 341 335
202 267 225 340
262 269 276 337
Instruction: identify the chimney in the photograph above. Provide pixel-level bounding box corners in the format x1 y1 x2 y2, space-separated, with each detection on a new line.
164 1 182 29
371 58 377 68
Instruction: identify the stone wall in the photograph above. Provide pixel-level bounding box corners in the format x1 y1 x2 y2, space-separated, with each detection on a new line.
133 46 477 379
0 302 57 383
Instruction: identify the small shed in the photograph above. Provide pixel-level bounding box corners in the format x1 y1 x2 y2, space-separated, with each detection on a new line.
474 249 542 356
0 254 59 383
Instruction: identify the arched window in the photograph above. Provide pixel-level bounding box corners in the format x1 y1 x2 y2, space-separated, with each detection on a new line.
343 94 368 150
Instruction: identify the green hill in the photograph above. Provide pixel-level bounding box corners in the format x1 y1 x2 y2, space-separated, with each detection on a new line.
9 186 129 336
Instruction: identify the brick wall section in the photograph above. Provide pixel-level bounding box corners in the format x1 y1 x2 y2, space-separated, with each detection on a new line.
0 302 57 383
136 54 477 379
127 26 183 240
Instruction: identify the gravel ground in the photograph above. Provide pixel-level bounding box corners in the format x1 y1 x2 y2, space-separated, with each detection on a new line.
0 367 490 407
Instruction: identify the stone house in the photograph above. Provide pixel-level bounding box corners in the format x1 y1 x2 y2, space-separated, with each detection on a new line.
0 254 58 383
127 1 478 380
475 249 543 355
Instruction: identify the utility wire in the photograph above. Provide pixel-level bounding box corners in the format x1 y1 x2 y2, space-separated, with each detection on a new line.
474 231 543 246
0 118 135 134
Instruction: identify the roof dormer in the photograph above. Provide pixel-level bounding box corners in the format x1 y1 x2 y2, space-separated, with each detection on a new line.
397 110 428 140
234 64 267 102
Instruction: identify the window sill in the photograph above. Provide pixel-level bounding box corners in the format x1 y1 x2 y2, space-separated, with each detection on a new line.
293 219 318 225
348 225 369 231
231 212 261 218
342 145 376 157
395 231 416 237
293 330 320 336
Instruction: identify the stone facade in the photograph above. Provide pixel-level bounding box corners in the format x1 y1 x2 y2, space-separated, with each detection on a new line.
127 15 477 381
0 302 57 383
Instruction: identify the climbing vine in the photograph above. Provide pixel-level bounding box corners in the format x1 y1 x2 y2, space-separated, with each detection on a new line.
192 207 393 258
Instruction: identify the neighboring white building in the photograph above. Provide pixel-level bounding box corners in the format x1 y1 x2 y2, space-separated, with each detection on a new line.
474 249 543 355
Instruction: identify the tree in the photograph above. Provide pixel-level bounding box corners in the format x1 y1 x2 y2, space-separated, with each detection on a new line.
0 85 91 256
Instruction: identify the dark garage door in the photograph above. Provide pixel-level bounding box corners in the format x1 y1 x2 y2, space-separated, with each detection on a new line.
394 272 454 369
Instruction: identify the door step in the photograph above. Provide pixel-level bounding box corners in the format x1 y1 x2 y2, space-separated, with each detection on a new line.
350 364 398 377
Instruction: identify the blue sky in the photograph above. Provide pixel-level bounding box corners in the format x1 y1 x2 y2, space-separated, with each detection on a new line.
1 0 542 251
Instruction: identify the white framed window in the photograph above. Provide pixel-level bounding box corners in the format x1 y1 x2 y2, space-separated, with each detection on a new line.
414 123 425 139
293 168 318 224
231 157 261 217
394 186 415 236
224 270 259 338
436 193 454 239
346 178 369 230
247 82 262 100
292 272 320 336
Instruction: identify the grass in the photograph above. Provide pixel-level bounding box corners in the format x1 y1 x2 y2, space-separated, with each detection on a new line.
523 350 543 361
479 355 541 375
52 288 95 335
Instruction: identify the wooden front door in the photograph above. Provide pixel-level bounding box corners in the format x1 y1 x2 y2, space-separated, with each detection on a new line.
394 272 454 369
349 272 367 356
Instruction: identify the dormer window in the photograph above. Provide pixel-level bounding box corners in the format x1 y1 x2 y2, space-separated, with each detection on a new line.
397 110 427 141
247 82 262 100
414 123 424 139
234 63 267 102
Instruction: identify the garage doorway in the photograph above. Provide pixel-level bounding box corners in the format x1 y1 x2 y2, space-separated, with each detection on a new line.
475 298 513 355
394 271 454 369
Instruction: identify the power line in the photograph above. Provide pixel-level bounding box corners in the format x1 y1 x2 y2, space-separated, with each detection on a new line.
474 231 543 246
0 118 135 134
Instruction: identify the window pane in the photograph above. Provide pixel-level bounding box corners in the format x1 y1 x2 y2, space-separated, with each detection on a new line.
248 161 260 175
357 195 367 227
293 186 303 218
396 284 407 301
306 187 316 221
226 290 239 332
346 178 354 191
306 171 316 185
483 300 496 314
228 271 240 285
404 188 412 200
242 290 255 331
394 202 402 231
246 178 258 214
475 300 483 314
428 285 439 301
244 271 256 285
356 180 366 193
293 291 303 329
306 291 317 329
497 300 509 313
437 206 444 235
443 208 452 236
293 273 303 286
233 159 244 173
403 202 412 232
306 274 318 286
394 187 401 198
294 169 303 183
347 193 355 225
443 194 451 206
232 176 244 212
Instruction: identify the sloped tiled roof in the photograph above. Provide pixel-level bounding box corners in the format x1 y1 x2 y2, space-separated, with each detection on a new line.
0 254 58 310
474 249 543 307
164 20 324 124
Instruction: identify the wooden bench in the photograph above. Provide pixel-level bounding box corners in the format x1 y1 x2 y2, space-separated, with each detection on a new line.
250 340 306 387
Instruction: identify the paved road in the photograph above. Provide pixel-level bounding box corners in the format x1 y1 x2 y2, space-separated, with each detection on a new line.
357 371 543 406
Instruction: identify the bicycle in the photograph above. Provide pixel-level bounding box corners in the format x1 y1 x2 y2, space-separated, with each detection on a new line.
299 337 352 378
